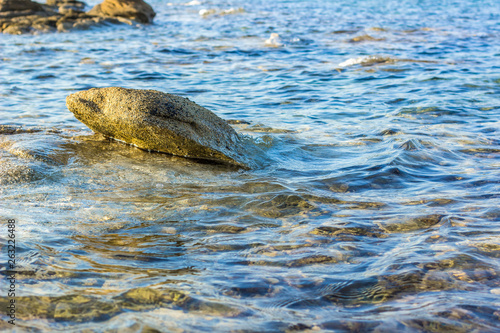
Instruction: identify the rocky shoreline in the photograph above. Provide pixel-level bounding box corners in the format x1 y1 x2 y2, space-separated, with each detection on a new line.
0 0 155 34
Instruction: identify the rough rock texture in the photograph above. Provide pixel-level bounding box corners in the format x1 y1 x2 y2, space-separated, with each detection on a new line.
49 0 87 15
88 0 155 23
0 0 52 34
0 0 44 12
66 87 251 168
0 0 154 34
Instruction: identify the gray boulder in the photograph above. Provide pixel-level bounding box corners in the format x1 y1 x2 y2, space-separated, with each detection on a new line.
66 87 252 168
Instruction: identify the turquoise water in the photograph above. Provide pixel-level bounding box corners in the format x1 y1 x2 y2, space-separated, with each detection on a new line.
1 0 500 331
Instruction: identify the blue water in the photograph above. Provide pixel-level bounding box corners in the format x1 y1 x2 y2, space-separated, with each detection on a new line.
1 0 500 331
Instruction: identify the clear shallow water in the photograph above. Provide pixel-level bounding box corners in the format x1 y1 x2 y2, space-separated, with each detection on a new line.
1 0 500 331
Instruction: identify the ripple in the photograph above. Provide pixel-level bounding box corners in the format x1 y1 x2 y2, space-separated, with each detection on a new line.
379 214 445 233
1 0 500 330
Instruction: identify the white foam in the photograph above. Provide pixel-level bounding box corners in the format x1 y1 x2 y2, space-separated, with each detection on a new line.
220 8 245 15
199 8 216 17
199 7 244 17
168 1 201 5
338 55 391 68
265 33 283 47
184 0 201 5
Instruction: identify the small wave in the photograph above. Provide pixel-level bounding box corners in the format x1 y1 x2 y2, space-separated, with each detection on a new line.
338 55 395 68
0 127 72 184
338 56 437 68
199 8 216 16
379 214 445 233
348 34 385 43
265 33 283 47
263 33 311 47
167 0 202 6
0 158 44 185
183 0 202 5
199 7 245 17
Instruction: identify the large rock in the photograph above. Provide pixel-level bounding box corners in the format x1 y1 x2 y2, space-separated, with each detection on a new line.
88 0 155 23
66 87 251 168
0 0 44 12
0 0 51 34
46 0 87 14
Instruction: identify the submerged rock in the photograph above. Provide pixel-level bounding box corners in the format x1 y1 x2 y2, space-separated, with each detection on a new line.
66 87 252 168
88 0 155 24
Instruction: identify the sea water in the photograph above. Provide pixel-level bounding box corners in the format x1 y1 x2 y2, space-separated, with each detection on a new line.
0 0 499 331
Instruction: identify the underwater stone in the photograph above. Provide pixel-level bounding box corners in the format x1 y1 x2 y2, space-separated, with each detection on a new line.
66 87 252 168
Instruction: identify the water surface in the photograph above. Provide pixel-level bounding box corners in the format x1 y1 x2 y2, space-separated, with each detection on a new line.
1 0 499 331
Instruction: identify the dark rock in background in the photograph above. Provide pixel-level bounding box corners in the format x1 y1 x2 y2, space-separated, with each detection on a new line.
0 0 155 34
